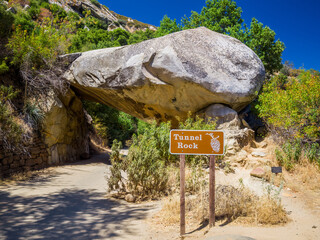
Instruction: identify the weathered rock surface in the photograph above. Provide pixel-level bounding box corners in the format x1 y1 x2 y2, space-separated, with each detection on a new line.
42 90 90 164
48 0 155 32
203 104 241 129
63 27 265 125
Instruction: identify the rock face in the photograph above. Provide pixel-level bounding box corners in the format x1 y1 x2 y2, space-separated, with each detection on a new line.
48 0 155 32
42 90 90 164
63 27 265 125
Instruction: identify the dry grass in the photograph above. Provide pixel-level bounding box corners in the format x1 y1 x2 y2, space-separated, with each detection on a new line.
286 160 320 191
253 196 288 225
154 184 288 227
0 168 55 184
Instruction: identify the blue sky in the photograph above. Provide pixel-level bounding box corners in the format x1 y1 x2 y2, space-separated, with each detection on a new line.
101 0 320 70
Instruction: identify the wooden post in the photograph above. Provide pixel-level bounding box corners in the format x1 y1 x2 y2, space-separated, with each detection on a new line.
209 155 216 227
180 154 186 236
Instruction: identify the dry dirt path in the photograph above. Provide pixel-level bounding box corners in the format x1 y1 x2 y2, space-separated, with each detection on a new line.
0 152 319 240
0 153 159 240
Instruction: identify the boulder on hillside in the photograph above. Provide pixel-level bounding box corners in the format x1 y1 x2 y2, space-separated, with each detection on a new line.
62 27 265 125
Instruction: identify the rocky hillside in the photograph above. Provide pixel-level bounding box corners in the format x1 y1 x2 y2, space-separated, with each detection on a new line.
48 0 156 32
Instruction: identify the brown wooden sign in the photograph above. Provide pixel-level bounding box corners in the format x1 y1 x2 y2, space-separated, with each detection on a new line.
170 130 224 155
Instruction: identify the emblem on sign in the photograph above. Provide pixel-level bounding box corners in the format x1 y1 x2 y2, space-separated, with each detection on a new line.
206 133 220 153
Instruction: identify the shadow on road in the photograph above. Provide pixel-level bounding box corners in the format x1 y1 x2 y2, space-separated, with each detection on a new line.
0 189 151 239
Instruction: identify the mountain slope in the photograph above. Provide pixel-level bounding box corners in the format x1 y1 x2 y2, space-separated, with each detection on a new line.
48 0 156 32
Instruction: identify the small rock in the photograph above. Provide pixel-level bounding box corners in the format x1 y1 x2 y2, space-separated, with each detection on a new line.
251 151 267 157
260 142 268 148
250 167 266 178
312 225 317 229
241 119 251 129
125 194 136 203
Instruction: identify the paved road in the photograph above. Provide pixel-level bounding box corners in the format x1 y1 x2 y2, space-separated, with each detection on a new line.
0 153 156 240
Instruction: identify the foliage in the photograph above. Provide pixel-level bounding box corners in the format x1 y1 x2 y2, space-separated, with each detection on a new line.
108 121 171 199
275 141 302 171
108 139 126 192
163 0 285 74
0 4 14 38
256 70 320 142
0 85 24 151
245 18 285 74
107 115 217 199
14 10 36 33
8 18 73 69
304 143 320 166
23 101 44 129
128 29 154 44
155 15 181 37
181 0 243 34
70 28 130 52
0 60 9 74
83 101 138 144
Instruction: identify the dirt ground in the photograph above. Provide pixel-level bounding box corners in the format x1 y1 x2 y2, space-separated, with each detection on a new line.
0 152 319 240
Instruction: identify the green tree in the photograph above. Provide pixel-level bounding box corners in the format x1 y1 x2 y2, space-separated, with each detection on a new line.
181 0 243 34
256 70 320 141
128 29 155 44
245 18 285 74
180 0 285 74
155 15 181 37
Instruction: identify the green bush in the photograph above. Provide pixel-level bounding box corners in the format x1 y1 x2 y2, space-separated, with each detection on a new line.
305 143 320 167
0 85 24 151
23 101 44 129
8 18 74 69
256 70 320 142
108 139 126 192
83 101 138 144
107 115 216 199
0 4 14 38
0 60 9 75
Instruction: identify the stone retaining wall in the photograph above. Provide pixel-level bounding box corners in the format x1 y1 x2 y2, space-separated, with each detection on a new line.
0 136 49 179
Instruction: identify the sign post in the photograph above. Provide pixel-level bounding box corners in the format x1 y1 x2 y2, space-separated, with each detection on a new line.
180 154 186 236
170 130 224 236
209 155 215 227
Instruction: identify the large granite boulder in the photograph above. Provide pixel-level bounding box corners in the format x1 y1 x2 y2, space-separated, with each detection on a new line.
63 27 265 125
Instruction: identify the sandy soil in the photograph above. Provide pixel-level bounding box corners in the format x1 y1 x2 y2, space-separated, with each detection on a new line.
0 152 319 240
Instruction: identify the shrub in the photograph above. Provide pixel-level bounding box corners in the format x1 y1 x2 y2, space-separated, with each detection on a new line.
0 4 14 38
0 85 24 151
108 122 170 199
7 18 74 95
23 101 44 129
275 140 302 171
305 143 320 166
156 184 288 226
83 101 138 144
0 60 9 75
108 139 126 192
107 115 217 199
256 70 320 142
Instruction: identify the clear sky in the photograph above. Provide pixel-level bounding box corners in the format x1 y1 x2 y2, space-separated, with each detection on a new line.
101 0 320 70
